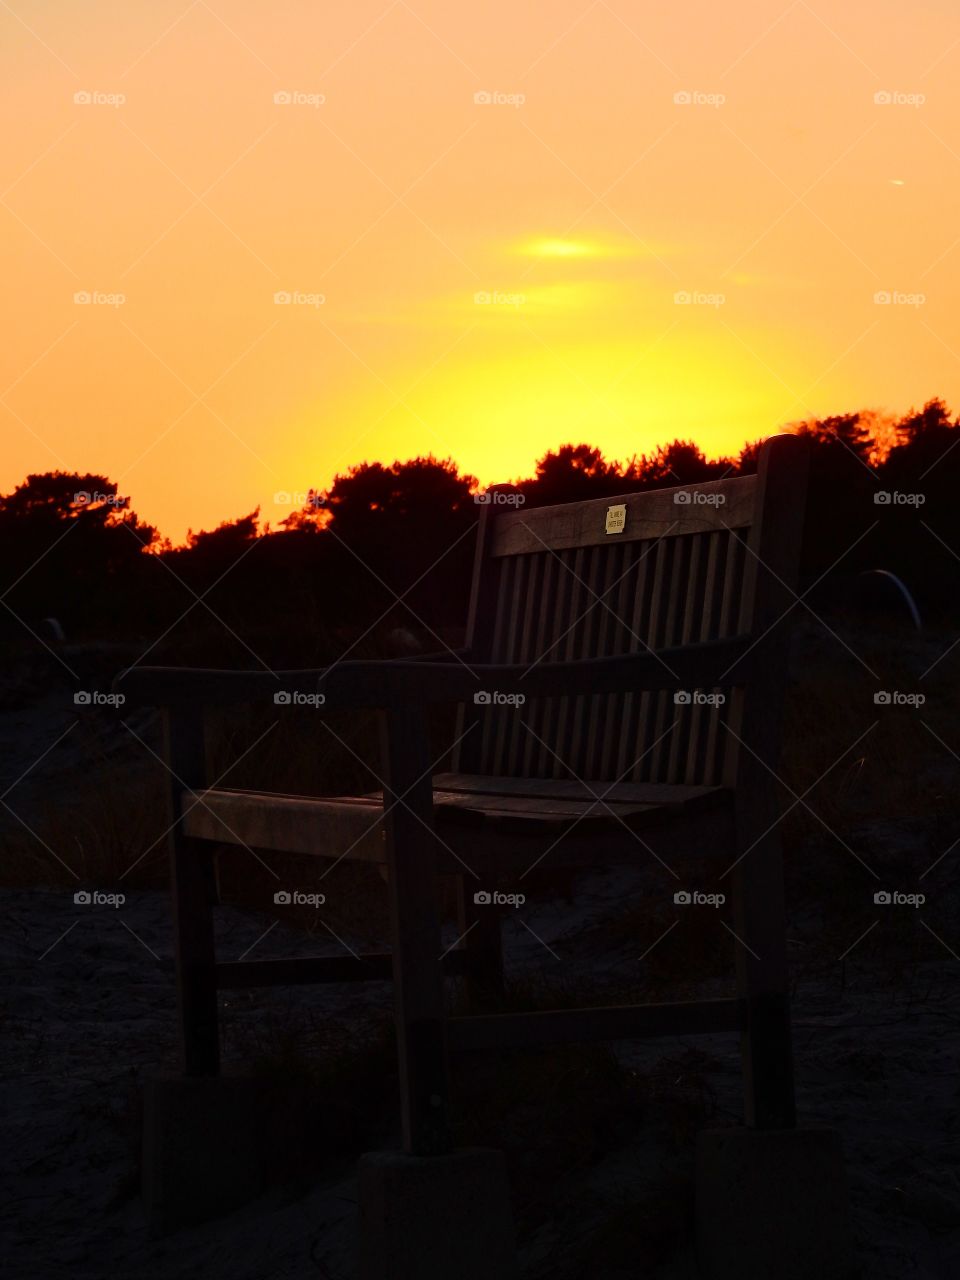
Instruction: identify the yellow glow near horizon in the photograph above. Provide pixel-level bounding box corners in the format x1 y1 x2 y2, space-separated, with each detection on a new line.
2 2 959 543
524 238 603 258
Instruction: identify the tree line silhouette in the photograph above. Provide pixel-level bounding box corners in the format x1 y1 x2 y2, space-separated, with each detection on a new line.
2 398 957 666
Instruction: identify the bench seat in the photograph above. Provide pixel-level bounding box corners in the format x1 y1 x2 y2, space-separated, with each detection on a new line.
181 773 732 871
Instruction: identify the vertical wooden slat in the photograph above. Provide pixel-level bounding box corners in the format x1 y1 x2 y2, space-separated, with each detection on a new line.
538 548 574 778
551 546 586 778
680 533 704 645
616 542 651 779
648 537 687 781
504 553 542 773
633 537 670 781
722 529 748 773
718 528 744 635
477 554 512 773
684 531 722 783
568 545 603 777
490 555 528 773
703 530 741 783
522 551 558 776
666 535 704 781
584 542 622 778
599 541 635 779
721 526 757 783
488 554 513 659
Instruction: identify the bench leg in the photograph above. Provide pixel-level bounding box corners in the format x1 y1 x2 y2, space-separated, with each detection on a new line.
455 875 505 1009
731 817 796 1129
164 707 219 1076
382 704 450 1156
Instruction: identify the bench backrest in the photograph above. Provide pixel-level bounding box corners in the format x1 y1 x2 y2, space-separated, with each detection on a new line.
453 435 808 787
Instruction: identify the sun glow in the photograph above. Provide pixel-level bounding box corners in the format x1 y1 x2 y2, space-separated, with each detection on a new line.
524 238 601 258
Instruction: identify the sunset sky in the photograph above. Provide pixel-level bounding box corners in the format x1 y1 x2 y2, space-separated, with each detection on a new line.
3 1 960 542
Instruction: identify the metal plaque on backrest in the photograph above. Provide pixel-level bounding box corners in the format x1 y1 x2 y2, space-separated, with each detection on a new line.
605 503 626 534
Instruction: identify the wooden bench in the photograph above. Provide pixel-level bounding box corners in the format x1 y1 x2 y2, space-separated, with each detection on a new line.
117 433 808 1157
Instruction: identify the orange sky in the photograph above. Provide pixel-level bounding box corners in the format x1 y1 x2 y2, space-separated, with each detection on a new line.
3 1 959 542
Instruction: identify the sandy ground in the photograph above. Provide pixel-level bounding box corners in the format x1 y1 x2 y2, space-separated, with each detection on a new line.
2 870 959 1280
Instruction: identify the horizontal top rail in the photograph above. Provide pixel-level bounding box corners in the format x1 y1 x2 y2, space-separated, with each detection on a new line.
491 474 757 556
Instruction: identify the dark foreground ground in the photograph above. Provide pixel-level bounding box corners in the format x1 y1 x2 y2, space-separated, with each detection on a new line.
2 618 959 1276
2 872 958 1280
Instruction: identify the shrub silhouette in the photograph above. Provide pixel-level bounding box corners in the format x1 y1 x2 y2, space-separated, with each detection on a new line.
3 401 960 657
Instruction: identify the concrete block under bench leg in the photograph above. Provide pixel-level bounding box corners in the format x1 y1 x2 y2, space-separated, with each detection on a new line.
696 1126 853 1279
142 1068 349 1234
142 1072 267 1234
358 1147 517 1280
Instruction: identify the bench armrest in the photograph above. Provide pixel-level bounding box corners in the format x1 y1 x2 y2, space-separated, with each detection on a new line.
114 636 753 709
